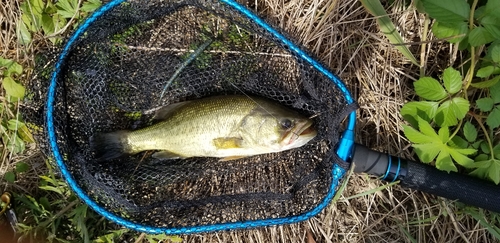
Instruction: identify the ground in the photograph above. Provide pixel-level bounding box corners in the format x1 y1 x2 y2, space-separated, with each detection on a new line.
1 0 499 242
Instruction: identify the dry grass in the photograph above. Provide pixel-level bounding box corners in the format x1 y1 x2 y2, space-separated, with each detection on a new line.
183 0 499 242
0 0 498 242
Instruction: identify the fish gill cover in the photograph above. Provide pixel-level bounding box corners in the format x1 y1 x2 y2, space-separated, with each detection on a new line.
22 0 357 233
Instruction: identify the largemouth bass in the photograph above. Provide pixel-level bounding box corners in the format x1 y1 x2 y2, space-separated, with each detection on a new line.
93 95 317 161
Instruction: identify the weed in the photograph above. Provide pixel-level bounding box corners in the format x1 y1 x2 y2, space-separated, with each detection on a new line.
401 0 500 184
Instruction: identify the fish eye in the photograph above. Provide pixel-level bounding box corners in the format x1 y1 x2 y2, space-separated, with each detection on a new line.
280 119 293 130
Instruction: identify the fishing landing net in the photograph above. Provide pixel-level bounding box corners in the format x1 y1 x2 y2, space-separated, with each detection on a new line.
23 0 357 234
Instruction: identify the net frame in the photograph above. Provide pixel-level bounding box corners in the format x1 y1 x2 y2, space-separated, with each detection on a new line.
40 0 358 234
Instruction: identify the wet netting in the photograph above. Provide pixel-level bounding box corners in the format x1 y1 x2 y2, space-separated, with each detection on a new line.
23 0 357 234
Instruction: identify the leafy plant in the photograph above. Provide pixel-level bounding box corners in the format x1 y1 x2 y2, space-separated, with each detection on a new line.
402 0 500 184
17 0 102 45
0 58 33 157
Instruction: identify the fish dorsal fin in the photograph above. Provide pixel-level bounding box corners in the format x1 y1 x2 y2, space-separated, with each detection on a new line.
213 137 243 149
153 100 191 120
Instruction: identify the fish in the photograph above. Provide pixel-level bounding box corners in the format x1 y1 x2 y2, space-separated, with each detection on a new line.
92 95 317 161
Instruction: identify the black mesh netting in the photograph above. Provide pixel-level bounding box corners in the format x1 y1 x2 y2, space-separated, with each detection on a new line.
23 0 357 229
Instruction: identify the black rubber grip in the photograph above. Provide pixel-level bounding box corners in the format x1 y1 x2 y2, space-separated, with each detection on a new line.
400 159 500 213
351 144 500 213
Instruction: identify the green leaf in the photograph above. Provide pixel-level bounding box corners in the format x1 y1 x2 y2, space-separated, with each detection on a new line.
470 158 500 184
16 21 32 46
405 117 478 173
448 147 475 167
41 13 55 35
474 154 489 165
474 6 486 19
476 97 494 112
488 42 500 63
21 13 35 32
431 21 468 43
7 119 23 131
18 124 35 143
486 106 500 129
491 81 500 103
81 0 102 13
494 143 500 159
4 171 15 183
435 150 458 172
8 63 23 76
2 76 25 98
469 27 495 47
39 197 52 211
443 67 462 94
0 58 23 77
39 185 64 195
471 75 500 88
451 97 470 118
487 160 500 184
403 124 436 143
20 0 44 31
438 126 449 143
15 162 30 173
421 0 469 23
435 97 470 127
6 134 25 154
418 117 439 139
400 101 439 126
30 0 45 15
458 36 470 50
413 143 441 163
0 57 13 67
481 141 491 154
450 135 469 148
44 0 57 14
472 139 483 149
463 121 477 142
359 0 419 66
485 0 500 16
414 77 447 100
56 0 79 19
453 147 477 156
481 15 500 39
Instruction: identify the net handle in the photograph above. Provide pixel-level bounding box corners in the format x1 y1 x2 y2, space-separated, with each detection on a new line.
352 144 500 213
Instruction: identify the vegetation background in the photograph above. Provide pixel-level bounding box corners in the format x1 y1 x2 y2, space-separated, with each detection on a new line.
1 0 499 242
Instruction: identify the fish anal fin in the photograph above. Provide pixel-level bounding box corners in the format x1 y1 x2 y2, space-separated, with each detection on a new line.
153 101 191 120
219 156 247 161
213 137 243 149
152 150 185 160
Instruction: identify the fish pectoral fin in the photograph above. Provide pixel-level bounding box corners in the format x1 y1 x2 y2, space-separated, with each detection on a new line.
152 150 185 160
213 137 243 149
219 156 247 161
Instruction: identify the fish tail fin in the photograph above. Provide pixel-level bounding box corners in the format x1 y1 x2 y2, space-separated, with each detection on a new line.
91 131 129 161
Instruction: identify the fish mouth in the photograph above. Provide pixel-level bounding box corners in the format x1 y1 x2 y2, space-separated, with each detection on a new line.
281 119 317 147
